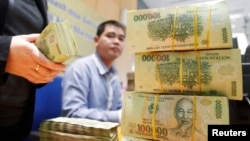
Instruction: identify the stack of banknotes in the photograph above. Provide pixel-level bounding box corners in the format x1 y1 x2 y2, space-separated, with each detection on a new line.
39 117 119 141
121 92 229 141
134 49 242 100
35 21 79 63
120 0 239 140
126 0 232 53
124 0 243 101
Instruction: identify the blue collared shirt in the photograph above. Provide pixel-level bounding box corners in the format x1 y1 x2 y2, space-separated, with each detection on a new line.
61 53 122 122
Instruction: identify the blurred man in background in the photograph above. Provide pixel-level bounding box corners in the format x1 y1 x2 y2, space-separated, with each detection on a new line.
62 20 126 123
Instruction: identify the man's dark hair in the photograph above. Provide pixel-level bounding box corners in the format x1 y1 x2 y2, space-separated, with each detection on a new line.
96 20 126 36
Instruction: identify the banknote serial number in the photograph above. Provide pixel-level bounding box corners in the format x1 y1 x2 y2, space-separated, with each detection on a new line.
142 54 169 62
134 12 161 22
215 100 222 119
137 124 168 136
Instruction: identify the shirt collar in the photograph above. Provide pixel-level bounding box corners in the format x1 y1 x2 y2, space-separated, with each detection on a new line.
92 53 115 76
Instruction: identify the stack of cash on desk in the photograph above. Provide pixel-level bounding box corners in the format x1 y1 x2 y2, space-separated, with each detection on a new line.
39 117 119 141
121 0 242 140
35 21 79 63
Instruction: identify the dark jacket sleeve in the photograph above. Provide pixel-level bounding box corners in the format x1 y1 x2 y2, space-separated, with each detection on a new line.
0 0 10 85
0 36 11 85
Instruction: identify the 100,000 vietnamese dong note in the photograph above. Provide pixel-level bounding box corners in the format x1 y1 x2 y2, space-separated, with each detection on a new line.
35 21 78 63
126 0 232 53
134 48 242 100
121 91 230 141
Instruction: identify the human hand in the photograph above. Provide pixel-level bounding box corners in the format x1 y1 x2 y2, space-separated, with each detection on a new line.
5 34 66 84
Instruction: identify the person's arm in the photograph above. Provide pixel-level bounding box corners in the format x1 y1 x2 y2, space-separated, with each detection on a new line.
0 34 65 84
108 76 123 122
61 62 121 122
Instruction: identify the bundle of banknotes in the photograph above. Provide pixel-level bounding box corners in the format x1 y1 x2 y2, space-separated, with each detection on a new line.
120 0 240 140
121 91 230 141
134 48 242 100
126 0 232 53
39 117 119 141
35 21 79 63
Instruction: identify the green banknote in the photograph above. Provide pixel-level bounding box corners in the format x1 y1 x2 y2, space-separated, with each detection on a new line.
134 49 242 100
35 21 78 63
121 91 229 141
126 0 232 53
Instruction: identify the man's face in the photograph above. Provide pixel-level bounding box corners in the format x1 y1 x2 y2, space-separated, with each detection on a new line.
95 24 125 62
175 99 193 128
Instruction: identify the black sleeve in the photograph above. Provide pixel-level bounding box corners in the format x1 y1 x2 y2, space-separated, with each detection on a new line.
0 36 11 85
0 0 10 85
0 0 8 33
